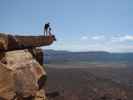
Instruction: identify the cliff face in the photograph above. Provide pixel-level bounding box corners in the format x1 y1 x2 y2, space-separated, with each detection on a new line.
0 50 47 100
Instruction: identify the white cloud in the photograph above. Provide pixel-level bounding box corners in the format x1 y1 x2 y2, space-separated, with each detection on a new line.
120 35 133 41
111 35 133 42
80 36 88 40
91 35 105 40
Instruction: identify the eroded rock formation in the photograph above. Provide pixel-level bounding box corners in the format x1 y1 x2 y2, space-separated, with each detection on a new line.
0 50 47 100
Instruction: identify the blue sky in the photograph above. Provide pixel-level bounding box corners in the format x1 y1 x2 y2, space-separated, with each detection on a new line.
0 0 133 52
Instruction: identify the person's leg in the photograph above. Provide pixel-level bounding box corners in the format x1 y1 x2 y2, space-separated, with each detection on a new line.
44 27 46 36
46 29 48 36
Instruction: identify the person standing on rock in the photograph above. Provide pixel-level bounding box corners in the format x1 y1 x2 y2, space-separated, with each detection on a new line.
44 22 50 36
49 27 52 36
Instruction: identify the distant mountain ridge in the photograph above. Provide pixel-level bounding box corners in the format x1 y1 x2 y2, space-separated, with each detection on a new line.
44 49 133 64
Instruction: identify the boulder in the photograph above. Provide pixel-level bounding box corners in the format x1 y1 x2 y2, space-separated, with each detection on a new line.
0 50 47 100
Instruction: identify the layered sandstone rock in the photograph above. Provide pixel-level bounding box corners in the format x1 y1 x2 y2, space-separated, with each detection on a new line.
0 50 47 100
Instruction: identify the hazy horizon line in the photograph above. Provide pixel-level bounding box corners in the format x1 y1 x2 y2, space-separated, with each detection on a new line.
44 49 133 53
